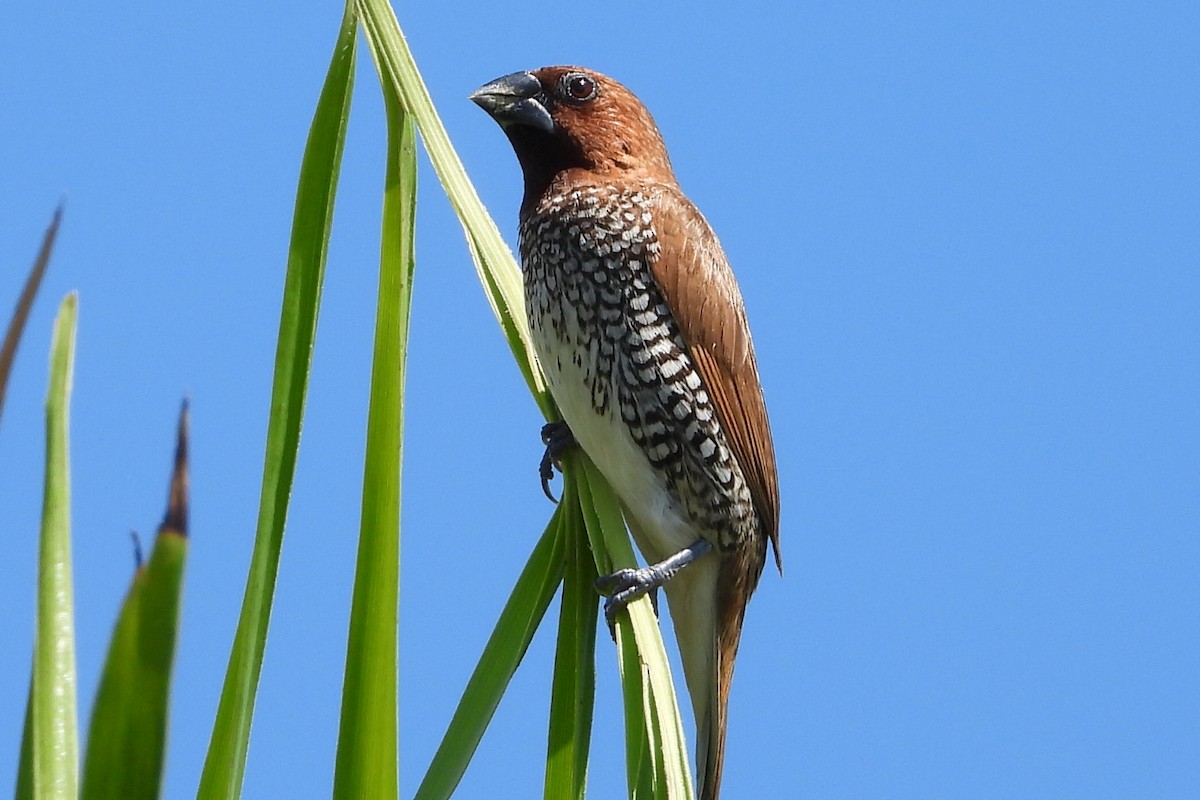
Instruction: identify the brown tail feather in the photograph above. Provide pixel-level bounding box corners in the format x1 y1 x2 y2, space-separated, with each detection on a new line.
700 538 767 800
629 517 768 800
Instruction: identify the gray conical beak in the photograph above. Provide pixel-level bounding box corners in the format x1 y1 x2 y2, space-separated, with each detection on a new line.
469 71 554 134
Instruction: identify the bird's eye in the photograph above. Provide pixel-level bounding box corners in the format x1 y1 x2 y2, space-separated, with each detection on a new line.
561 73 597 103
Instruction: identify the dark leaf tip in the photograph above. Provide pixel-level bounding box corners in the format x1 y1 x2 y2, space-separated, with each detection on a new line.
160 399 189 536
0 205 65 425
130 529 144 569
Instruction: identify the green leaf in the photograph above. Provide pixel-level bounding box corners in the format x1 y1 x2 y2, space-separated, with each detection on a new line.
355 0 551 418
332 43 417 800
29 292 80 800
544 473 597 800
195 6 357 798
413 514 567 800
15 681 33 800
81 403 190 800
356 4 695 797
0 205 63 429
576 458 694 800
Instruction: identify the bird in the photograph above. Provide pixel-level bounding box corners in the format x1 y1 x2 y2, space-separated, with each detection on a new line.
471 66 780 800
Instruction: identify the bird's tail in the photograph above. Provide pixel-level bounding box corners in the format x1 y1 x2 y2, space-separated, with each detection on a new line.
663 550 756 800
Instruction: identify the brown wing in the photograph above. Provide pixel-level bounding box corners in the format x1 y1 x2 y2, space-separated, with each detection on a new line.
648 186 781 569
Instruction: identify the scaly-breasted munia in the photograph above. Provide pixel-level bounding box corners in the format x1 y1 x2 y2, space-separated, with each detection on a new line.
471 66 780 800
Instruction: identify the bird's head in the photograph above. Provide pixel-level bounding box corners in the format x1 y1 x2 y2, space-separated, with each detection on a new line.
470 66 675 209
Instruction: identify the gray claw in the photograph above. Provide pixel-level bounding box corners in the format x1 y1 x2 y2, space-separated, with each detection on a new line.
594 539 714 636
597 567 664 633
538 421 575 502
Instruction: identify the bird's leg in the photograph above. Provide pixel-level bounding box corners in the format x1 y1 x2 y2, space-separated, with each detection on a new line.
539 420 575 502
596 539 714 630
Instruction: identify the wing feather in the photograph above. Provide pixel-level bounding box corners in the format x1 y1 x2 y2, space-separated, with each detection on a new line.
648 187 781 566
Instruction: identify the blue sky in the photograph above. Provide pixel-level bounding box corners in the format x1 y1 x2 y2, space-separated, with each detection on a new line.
2 2 1197 798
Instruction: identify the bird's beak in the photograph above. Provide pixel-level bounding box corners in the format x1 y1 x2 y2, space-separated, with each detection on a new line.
469 71 554 134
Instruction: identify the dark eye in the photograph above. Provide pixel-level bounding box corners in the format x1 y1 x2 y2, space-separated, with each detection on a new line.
561 73 597 103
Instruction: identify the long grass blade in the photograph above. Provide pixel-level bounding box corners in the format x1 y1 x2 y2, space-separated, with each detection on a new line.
576 458 694 800
357 3 694 797
30 292 80 800
618 635 654 800
332 47 417 800
355 0 550 417
15 681 33 800
413 514 567 800
543 473 597 800
81 402 190 800
195 7 357 798
0 204 63 429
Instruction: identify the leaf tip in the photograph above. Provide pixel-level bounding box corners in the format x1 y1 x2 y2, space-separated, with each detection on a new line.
159 398 189 537
131 529 144 569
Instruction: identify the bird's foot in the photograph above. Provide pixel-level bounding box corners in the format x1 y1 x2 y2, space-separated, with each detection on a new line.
596 567 663 630
595 539 714 632
539 420 575 502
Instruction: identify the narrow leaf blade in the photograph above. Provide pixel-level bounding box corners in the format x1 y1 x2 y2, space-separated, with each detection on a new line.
32 292 80 799
355 0 550 416
0 204 62 428
80 403 189 800
356 5 693 798
544 473 598 800
196 8 357 798
577 458 694 800
413 516 567 800
333 52 417 800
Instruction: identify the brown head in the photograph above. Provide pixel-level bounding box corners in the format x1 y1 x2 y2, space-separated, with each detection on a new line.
470 66 677 215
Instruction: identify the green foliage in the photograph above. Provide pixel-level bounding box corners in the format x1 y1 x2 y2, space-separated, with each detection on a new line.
355 0 550 416
195 5 358 798
355 2 694 796
412 509 567 800
26 293 80 800
8 271 189 800
544 473 599 800
333 37 417 800
0 205 61 427
81 406 189 800
8 209 65 800
9 5 695 799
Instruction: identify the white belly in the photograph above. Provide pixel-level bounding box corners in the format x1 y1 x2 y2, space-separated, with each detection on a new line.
532 329 698 564
531 310 722 776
